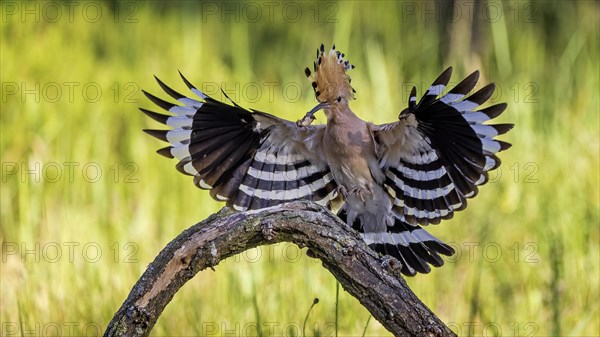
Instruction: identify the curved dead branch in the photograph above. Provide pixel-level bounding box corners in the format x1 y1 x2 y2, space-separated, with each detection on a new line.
103 201 456 337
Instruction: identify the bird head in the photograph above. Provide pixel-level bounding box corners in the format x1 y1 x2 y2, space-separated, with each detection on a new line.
304 44 355 117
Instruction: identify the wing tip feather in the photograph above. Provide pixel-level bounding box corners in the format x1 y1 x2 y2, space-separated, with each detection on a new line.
140 108 169 124
142 90 175 111
154 75 185 100
156 146 174 158
143 129 168 142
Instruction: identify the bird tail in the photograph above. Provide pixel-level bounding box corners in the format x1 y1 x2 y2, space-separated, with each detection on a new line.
338 208 455 276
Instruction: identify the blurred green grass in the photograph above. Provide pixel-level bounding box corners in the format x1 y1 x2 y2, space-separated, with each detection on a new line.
1 1 598 336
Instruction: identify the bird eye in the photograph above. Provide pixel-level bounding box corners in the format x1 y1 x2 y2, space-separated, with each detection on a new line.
336 96 342 102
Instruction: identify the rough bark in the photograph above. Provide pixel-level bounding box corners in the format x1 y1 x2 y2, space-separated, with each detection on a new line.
104 201 456 337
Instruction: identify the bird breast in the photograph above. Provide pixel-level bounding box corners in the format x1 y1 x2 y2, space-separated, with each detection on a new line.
323 119 380 194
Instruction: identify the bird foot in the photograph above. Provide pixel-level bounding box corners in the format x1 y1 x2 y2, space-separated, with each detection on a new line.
296 113 315 127
348 187 371 203
335 185 348 197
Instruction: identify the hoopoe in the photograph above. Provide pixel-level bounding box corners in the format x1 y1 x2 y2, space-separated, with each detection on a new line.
142 43 513 276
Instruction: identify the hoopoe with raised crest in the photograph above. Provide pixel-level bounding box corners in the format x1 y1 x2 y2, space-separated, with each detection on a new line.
142 43 513 276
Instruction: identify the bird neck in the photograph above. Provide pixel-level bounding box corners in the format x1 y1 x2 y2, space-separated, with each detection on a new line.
325 103 358 125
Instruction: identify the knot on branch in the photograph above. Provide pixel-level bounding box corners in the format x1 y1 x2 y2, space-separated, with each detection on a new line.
261 220 275 241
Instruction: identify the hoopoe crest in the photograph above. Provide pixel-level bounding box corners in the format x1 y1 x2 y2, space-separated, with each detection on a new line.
142 43 513 276
306 43 355 103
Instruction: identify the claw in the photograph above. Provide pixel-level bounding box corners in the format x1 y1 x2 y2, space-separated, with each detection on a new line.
298 101 329 127
296 114 316 127
336 185 348 197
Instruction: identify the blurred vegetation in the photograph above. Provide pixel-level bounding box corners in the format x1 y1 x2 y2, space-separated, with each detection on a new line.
1 1 598 336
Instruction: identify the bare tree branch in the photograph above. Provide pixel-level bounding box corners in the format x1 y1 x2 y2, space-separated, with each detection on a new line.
103 201 456 337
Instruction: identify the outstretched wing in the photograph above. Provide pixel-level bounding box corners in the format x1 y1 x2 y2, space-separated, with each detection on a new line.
372 67 513 226
142 72 340 211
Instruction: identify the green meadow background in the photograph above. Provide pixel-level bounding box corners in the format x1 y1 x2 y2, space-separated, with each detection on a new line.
1 1 598 336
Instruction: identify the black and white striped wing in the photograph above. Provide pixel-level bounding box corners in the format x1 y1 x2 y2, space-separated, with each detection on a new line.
373 67 513 226
141 72 339 211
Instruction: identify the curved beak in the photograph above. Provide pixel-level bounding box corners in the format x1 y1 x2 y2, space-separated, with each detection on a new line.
307 101 329 116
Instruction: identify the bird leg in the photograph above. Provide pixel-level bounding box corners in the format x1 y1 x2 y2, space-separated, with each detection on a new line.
348 187 371 203
296 112 316 127
335 185 348 197
297 102 328 127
